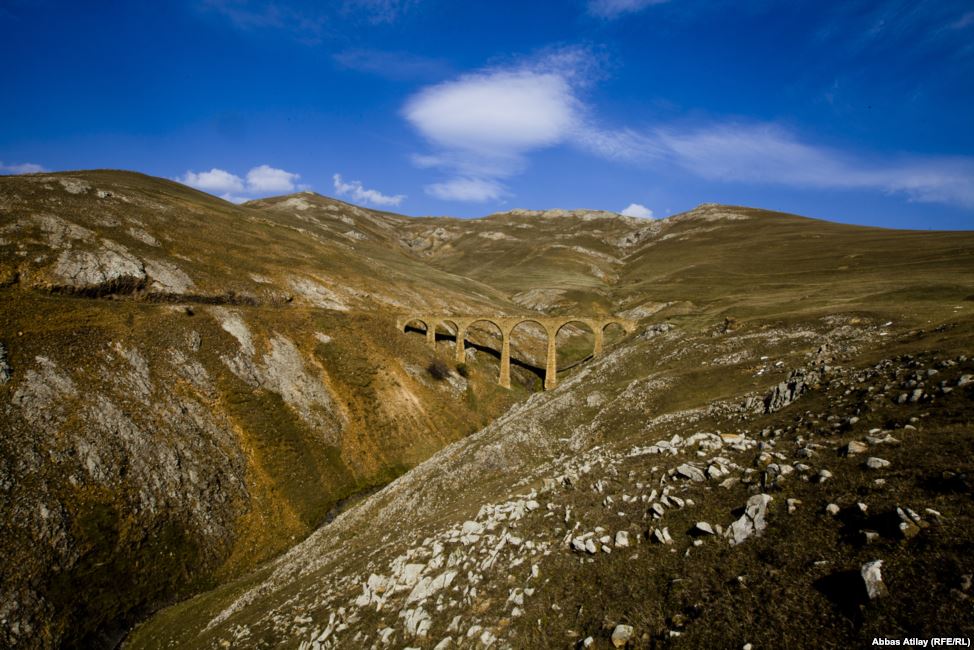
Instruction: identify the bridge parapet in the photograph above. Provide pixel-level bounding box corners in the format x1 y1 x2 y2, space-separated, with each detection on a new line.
396 314 637 390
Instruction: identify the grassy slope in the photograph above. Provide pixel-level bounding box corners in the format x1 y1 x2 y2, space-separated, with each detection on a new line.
126 201 974 647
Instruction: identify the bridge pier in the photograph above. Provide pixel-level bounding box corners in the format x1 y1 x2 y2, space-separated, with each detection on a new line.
426 320 436 347
544 331 558 390
593 327 604 357
499 330 511 389
455 325 467 363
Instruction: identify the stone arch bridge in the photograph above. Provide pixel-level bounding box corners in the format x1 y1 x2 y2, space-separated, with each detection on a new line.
396 315 637 390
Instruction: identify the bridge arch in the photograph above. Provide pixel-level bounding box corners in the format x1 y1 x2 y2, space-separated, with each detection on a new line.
398 313 636 391
554 319 600 371
401 317 429 333
508 319 553 390
435 319 459 349
457 318 507 385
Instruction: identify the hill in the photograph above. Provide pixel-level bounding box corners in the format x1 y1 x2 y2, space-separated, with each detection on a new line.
1 170 972 648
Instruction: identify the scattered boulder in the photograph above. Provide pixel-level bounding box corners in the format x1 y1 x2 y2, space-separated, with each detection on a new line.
0 342 10 384
865 457 891 469
615 531 630 548
764 368 819 413
652 527 674 545
676 463 706 482
861 560 888 599
726 494 773 545
845 440 869 455
611 624 634 648
694 522 715 535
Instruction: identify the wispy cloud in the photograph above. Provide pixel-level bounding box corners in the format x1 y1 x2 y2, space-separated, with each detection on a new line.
950 10 974 30
601 122 974 208
425 177 506 202
199 0 417 42
587 0 669 19
815 0 974 59
200 0 328 42
402 46 974 209
0 161 46 175
332 173 405 207
178 165 303 202
333 49 450 81
337 0 418 25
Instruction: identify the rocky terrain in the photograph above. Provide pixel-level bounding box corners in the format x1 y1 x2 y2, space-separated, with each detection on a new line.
1 170 972 648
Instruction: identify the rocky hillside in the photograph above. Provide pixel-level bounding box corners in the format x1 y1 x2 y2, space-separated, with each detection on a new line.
1 170 973 648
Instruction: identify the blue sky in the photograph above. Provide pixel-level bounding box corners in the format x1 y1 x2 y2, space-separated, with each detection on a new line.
2 0 973 229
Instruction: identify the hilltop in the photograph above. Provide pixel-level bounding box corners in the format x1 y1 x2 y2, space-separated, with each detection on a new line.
0 170 972 648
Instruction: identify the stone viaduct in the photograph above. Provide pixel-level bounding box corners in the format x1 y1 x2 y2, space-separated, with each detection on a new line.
396 315 637 390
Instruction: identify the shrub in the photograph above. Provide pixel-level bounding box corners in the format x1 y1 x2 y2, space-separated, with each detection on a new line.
455 363 469 378
427 358 451 380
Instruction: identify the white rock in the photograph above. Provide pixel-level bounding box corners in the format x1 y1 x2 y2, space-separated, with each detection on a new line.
845 440 869 455
726 494 773 545
611 624 634 647
676 463 706 482
461 520 484 535
401 564 426 587
401 607 432 637
865 457 891 469
694 522 715 535
615 530 630 548
825 503 840 516
861 559 888 599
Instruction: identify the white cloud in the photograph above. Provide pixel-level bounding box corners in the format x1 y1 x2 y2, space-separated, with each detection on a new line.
179 165 306 201
220 193 253 204
587 0 669 19
179 168 245 193
425 177 506 203
621 203 654 218
404 71 578 156
403 48 595 202
0 161 45 175
332 173 405 207
246 164 300 192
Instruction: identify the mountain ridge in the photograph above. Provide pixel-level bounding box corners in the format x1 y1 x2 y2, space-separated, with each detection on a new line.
1 169 972 648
